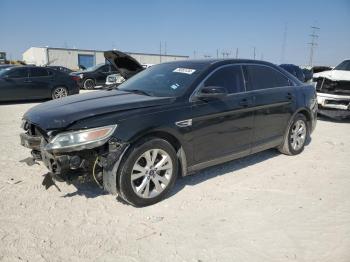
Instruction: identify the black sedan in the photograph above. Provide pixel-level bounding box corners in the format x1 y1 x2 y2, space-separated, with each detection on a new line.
0 66 79 102
21 55 317 206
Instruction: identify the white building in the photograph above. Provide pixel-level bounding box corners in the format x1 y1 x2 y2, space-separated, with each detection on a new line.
23 47 189 70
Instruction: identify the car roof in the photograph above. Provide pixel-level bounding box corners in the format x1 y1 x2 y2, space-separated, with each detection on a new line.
162 59 278 68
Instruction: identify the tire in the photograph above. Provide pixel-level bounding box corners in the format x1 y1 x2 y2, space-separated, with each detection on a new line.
51 86 68 100
278 114 309 155
117 137 178 207
83 78 95 90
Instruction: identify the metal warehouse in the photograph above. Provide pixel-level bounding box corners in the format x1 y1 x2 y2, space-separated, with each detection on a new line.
22 47 189 70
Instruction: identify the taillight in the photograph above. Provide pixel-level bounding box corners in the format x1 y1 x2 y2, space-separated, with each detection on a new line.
71 76 80 82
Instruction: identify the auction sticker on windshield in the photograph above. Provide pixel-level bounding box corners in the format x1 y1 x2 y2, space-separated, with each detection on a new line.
173 68 196 75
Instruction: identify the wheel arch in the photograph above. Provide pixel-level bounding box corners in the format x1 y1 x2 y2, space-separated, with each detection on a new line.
283 107 312 142
128 130 188 177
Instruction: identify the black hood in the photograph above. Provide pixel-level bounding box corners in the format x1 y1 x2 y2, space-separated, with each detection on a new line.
104 50 144 79
23 90 172 131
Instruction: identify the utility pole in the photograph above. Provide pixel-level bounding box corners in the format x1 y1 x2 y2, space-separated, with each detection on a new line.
235 48 239 59
308 26 320 67
193 50 196 58
253 47 256 60
164 41 167 56
216 49 219 58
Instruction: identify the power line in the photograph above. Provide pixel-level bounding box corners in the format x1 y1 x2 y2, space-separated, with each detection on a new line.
308 26 320 67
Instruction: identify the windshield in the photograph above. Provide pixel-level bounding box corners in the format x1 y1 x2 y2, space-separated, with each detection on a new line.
117 62 208 97
334 60 350 71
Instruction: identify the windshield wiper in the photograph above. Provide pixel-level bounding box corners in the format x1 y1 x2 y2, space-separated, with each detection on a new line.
125 89 152 96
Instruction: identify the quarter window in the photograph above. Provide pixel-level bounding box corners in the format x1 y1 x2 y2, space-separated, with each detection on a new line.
204 66 244 94
246 65 290 90
30 68 49 77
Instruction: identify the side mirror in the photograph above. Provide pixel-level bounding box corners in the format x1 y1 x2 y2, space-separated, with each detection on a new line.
197 86 228 100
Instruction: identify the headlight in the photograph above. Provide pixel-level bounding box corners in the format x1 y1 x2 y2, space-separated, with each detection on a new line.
45 125 117 152
79 74 84 79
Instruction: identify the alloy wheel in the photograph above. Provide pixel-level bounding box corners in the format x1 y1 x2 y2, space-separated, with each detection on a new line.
53 87 68 99
131 149 173 199
290 120 307 151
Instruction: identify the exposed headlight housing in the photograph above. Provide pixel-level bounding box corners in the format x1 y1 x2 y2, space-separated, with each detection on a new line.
45 125 117 152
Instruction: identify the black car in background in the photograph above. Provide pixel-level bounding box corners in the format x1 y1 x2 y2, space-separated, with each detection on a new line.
71 63 118 89
20 55 317 206
71 50 144 89
279 64 305 82
46 66 74 74
0 66 79 102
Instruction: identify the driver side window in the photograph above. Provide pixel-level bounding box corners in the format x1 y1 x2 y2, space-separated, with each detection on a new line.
204 65 245 94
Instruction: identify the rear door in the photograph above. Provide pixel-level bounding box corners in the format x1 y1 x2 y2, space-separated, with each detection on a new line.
243 64 296 151
0 67 30 101
190 65 254 164
28 67 53 98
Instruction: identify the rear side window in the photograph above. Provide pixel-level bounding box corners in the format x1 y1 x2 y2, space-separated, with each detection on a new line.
30 68 49 77
245 65 290 91
6 68 28 78
204 65 244 94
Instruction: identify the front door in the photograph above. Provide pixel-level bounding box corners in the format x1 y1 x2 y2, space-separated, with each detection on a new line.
190 65 254 165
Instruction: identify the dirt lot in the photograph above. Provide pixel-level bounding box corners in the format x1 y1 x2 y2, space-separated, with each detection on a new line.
0 92 349 262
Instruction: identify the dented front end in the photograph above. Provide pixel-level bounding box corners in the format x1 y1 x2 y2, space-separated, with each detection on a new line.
20 120 128 193
313 77 350 119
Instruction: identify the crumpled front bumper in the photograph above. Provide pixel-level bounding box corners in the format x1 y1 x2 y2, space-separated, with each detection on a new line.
20 130 128 193
317 92 350 110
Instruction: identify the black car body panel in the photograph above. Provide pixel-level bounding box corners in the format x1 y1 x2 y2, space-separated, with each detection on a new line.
0 66 79 102
279 64 305 82
104 50 144 79
20 59 317 195
24 90 174 130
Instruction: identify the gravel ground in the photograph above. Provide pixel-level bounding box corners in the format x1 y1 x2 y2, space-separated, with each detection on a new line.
0 92 349 262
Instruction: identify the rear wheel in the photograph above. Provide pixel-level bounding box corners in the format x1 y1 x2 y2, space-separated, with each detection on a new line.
117 138 178 207
278 114 308 155
83 78 95 90
52 86 68 99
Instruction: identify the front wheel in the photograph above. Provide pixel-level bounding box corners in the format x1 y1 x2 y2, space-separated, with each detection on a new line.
278 114 309 155
52 86 68 99
117 138 178 207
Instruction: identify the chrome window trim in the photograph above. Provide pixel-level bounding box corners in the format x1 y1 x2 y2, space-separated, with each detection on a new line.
190 63 295 102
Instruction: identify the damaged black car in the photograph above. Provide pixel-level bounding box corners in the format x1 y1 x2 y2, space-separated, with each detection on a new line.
20 52 317 206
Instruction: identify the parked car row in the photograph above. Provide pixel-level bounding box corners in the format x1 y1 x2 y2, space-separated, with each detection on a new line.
0 65 79 102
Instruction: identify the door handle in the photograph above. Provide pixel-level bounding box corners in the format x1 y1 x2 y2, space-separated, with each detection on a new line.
286 93 293 100
24 80 32 83
239 98 250 107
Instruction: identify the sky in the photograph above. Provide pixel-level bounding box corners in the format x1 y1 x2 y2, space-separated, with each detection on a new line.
0 0 349 66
